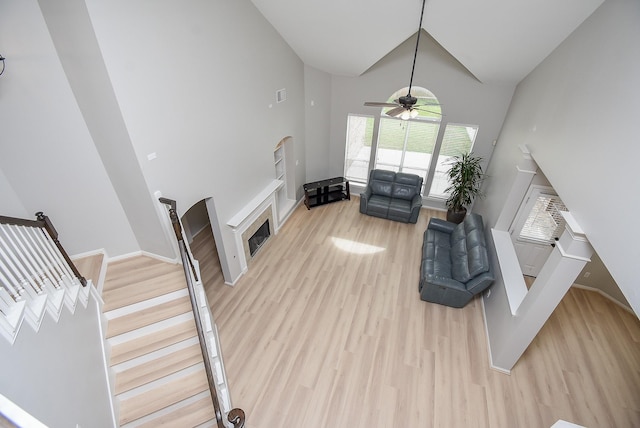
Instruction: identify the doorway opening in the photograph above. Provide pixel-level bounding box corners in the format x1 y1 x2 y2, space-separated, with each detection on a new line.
181 199 225 289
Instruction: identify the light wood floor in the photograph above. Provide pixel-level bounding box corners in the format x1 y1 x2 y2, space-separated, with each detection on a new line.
192 198 640 428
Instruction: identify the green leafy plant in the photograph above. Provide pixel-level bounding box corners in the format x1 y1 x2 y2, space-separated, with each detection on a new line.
444 153 485 213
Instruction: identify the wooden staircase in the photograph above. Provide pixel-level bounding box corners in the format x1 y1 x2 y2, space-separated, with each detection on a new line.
102 255 216 427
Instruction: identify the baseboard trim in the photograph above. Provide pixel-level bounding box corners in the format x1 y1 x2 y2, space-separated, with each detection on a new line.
71 248 108 260
107 250 179 265
571 283 634 314
225 267 248 287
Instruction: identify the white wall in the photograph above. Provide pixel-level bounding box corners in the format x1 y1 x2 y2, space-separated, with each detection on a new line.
0 0 139 258
476 0 640 315
304 65 332 183
0 295 114 428
0 170 29 219
85 0 306 281
38 0 175 260
328 31 516 183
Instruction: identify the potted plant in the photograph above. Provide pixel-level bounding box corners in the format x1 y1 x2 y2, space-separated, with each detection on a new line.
444 153 485 224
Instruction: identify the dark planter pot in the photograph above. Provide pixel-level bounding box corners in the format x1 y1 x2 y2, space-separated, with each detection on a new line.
446 207 467 224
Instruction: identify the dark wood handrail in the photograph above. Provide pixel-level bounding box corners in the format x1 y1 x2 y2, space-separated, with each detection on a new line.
158 198 199 282
0 212 87 287
159 198 245 428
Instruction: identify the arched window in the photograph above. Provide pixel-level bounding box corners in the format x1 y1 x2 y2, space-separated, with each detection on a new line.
384 86 442 121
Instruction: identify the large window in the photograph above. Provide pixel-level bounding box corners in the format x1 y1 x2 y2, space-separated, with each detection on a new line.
345 87 478 199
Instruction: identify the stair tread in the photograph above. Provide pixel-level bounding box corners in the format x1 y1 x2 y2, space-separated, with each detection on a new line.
102 270 186 311
104 259 182 292
110 319 197 365
72 253 104 285
115 343 203 394
119 369 210 425
137 396 216 428
106 295 192 338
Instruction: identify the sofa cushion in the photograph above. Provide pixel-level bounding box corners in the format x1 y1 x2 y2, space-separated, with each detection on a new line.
388 198 411 219
368 170 395 197
467 245 490 279
451 221 467 243
391 173 422 201
369 180 392 197
423 229 453 279
450 238 471 283
366 194 391 218
450 214 490 283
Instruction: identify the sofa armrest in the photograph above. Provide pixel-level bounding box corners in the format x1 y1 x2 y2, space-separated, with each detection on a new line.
465 270 495 295
411 194 422 210
404 194 422 223
427 218 456 234
359 188 372 213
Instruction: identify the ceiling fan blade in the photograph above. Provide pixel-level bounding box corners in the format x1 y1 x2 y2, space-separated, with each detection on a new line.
414 107 442 115
386 106 406 117
364 102 399 107
421 110 443 116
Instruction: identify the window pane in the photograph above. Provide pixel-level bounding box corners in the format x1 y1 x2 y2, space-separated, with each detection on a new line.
375 118 439 190
344 115 374 183
402 121 439 173
429 124 478 198
375 118 405 171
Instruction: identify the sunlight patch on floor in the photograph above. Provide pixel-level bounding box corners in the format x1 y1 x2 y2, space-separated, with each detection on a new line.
331 237 385 254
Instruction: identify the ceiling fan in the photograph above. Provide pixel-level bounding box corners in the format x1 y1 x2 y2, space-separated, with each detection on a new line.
364 0 441 120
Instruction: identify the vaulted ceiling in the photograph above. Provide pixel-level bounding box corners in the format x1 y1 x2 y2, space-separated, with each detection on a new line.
251 0 604 83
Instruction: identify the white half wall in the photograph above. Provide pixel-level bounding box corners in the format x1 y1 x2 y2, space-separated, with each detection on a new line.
0 293 114 428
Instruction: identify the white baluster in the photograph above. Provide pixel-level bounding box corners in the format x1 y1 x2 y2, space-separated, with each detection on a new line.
2 226 47 292
19 226 62 287
0 232 42 296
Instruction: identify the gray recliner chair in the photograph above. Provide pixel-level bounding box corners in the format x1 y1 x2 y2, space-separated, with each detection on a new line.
419 213 494 308
359 169 423 224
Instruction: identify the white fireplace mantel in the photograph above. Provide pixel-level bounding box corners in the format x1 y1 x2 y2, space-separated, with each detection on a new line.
227 179 283 230
226 179 283 278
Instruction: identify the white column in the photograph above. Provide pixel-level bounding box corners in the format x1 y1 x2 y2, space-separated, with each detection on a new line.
491 212 593 371
494 145 538 231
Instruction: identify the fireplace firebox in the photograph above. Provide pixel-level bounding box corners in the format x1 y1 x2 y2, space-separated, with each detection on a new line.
248 219 270 258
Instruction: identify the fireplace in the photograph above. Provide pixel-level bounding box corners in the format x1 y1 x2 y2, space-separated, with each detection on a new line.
227 180 281 277
248 219 270 257
239 206 275 264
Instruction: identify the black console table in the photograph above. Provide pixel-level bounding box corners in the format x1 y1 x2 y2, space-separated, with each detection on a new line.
303 177 350 209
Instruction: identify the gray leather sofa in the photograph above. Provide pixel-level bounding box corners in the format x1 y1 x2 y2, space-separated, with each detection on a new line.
359 169 423 223
419 213 494 308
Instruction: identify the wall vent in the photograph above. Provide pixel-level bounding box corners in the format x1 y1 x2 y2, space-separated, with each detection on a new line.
276 88 286 103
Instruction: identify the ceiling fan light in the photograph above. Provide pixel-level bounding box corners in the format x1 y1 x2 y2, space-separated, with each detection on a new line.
401 110 411 120
410 109 419 118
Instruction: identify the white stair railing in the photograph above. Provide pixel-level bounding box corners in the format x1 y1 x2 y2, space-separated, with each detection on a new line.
0 213 89 344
